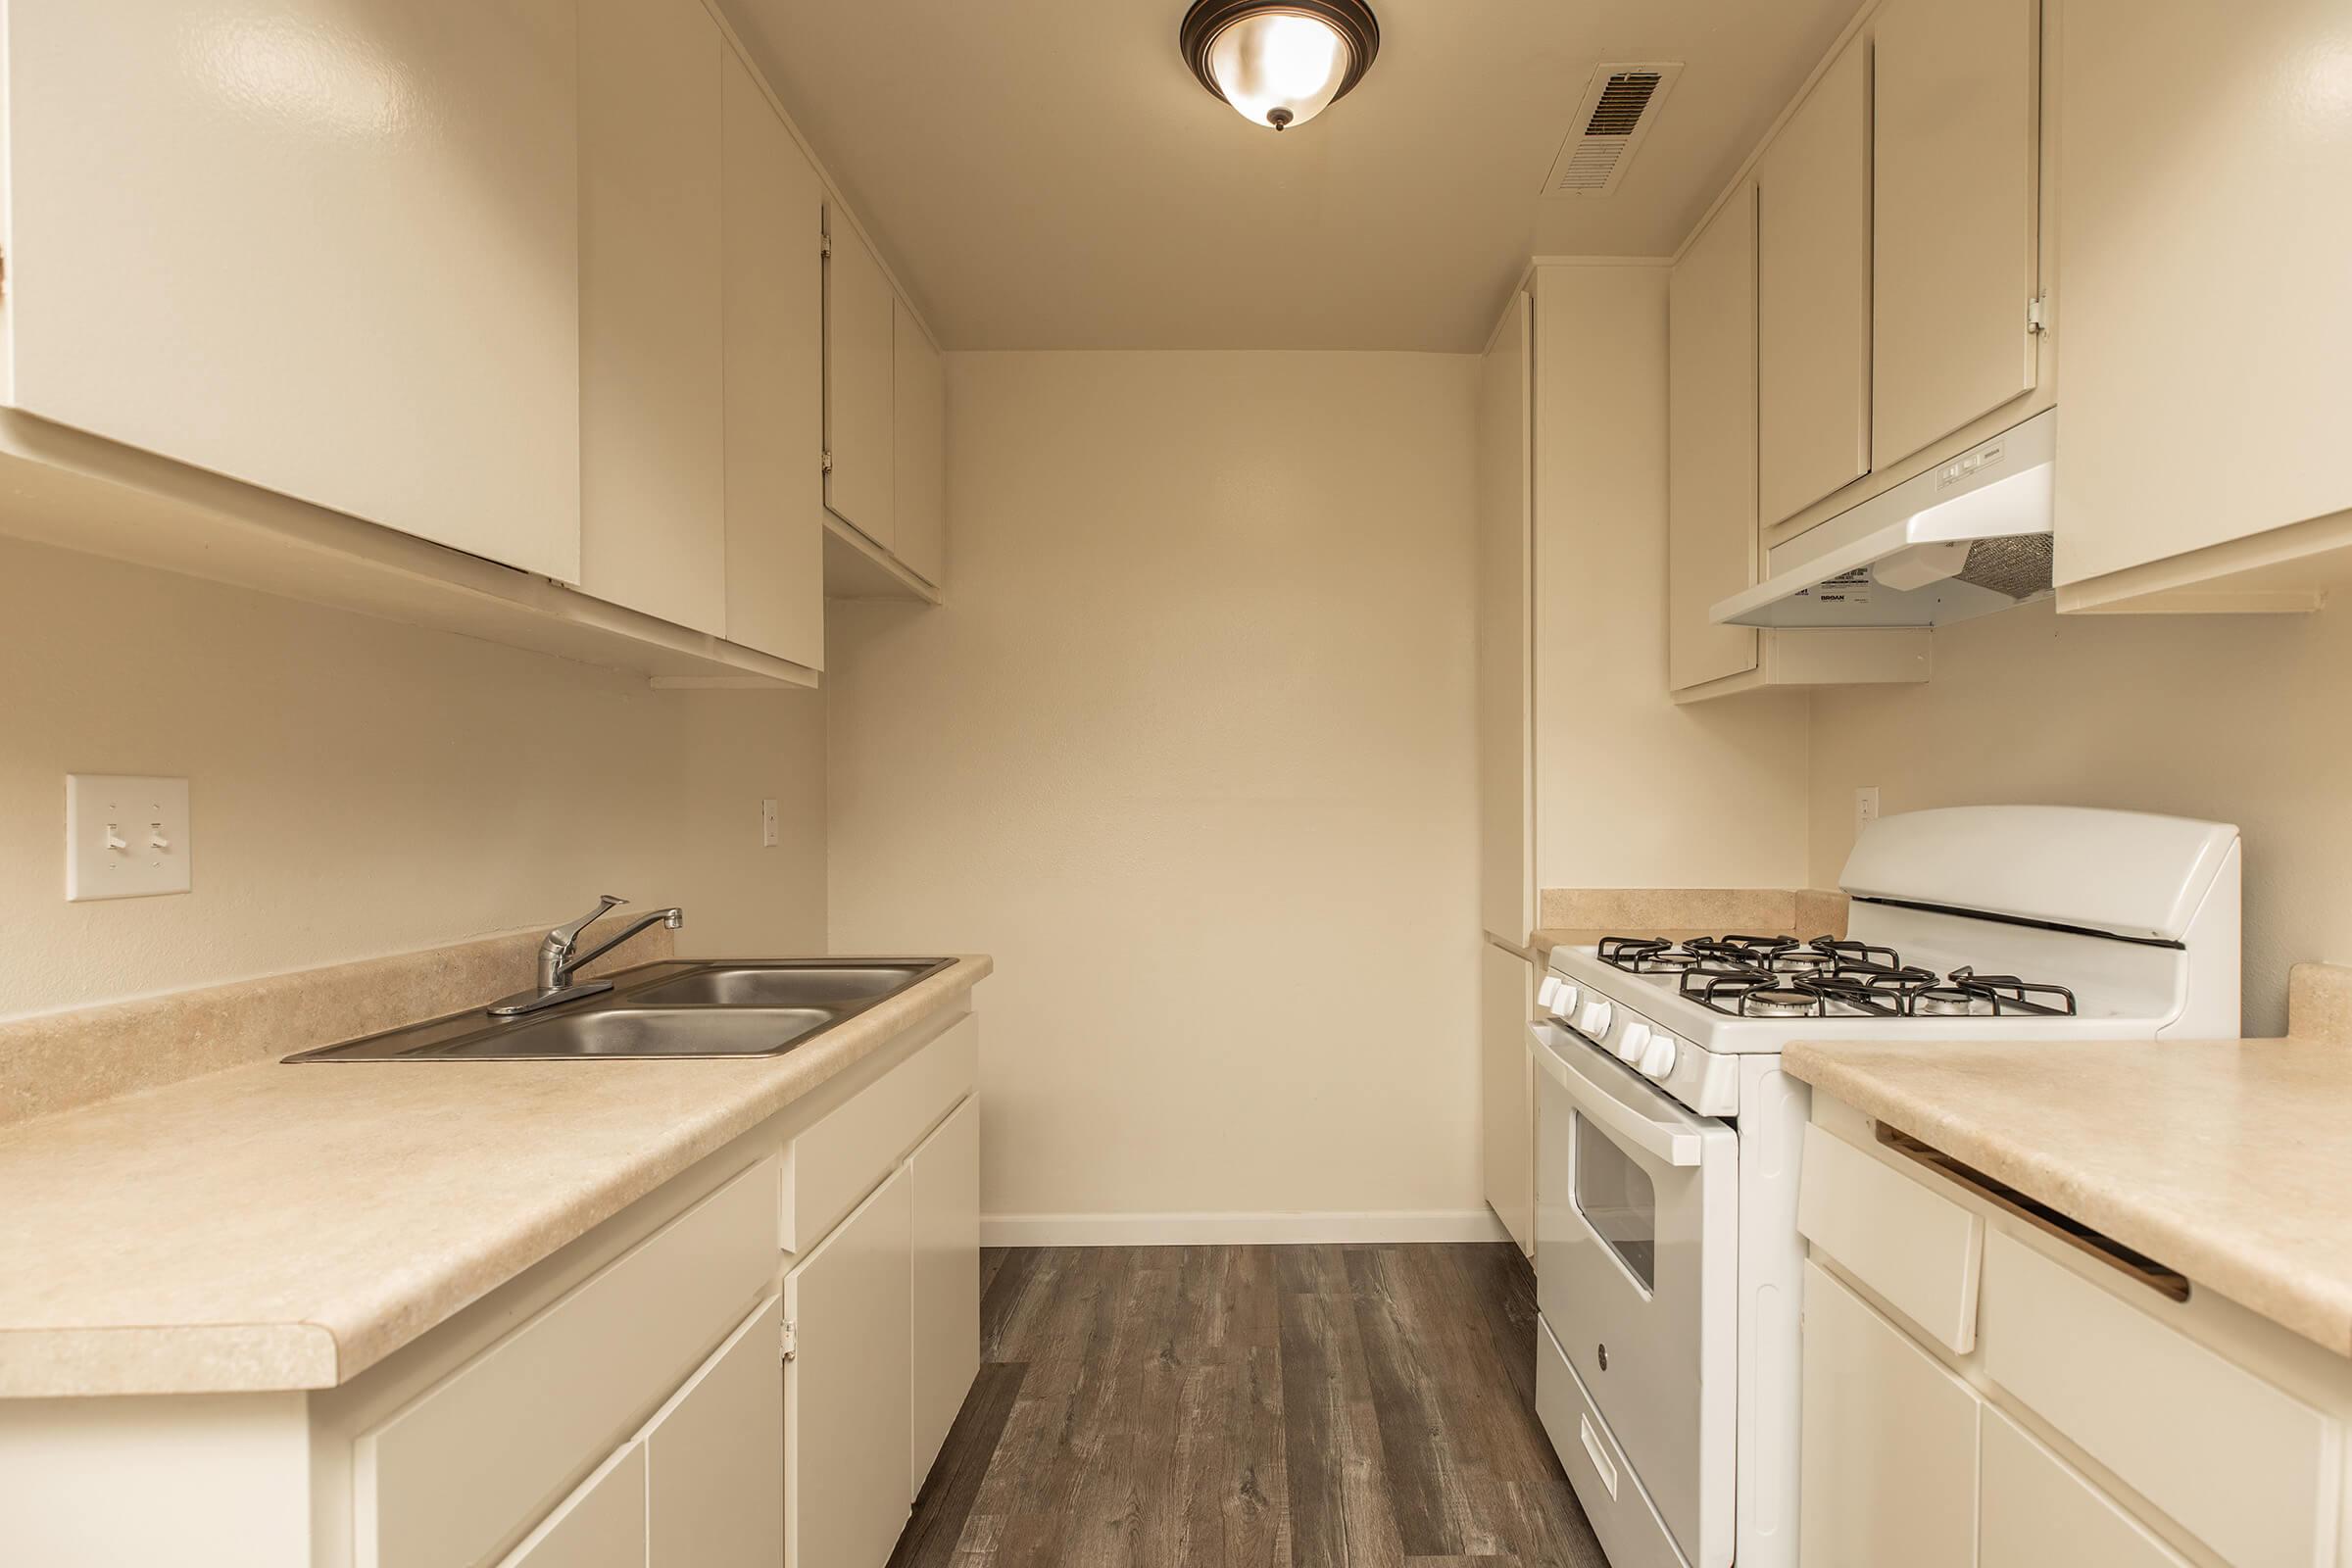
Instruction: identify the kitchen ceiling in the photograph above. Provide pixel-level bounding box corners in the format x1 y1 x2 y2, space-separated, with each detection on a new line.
722 0 1860 351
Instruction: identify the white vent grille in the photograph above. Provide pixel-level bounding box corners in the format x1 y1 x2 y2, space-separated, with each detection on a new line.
1543 63 1683 198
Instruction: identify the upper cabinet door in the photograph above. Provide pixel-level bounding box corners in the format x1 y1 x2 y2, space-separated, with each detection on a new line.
824 216 897 551
1872 0 2038 469
1756 37 1872 528
891 301 947 589
2055 0 2352 591
578 0 727 635
0 0 581 578
1668 183 1762 692
1475 289 1533 939
720 50 826 669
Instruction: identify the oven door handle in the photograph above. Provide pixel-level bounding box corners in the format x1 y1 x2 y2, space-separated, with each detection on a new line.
1529 1022 1705 1168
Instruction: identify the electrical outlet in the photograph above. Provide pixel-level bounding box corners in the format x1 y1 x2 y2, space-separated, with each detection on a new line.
67 774 191 901
1855 786 1882 836
760 798 779 848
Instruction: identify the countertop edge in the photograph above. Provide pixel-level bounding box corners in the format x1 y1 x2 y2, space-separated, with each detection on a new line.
1 955 994 1398
1784 1042 2352 1360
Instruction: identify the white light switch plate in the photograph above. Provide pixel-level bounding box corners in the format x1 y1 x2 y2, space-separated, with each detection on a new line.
760 798 779 848
1855 785 1882 836
67 774 191 901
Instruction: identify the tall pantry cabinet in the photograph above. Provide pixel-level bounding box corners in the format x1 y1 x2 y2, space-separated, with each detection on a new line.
1476 289 1536 1255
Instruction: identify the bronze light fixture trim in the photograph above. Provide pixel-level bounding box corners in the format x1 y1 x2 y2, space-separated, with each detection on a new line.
1179 0 1382 131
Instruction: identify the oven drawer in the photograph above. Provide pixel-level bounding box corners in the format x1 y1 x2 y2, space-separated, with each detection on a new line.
1797 1122 1983 1353
1981 1230 2340 1568
1537 1313 1693 1568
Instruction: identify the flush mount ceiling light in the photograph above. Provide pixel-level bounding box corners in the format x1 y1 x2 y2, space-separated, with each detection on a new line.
1179 0 1380 132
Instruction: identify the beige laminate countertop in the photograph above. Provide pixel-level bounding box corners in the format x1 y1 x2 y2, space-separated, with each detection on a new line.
1785 1033 2352 1357
0 956 993 1399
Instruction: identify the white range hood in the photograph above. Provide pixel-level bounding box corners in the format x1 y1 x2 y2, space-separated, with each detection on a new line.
1712 410 2055 628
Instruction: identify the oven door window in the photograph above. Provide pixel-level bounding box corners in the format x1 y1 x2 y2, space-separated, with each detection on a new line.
1572 1110 1658 1292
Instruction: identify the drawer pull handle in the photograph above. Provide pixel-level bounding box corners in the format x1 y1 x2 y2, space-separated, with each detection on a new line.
1580 1414 1620 1500
1875 1124 2190 1302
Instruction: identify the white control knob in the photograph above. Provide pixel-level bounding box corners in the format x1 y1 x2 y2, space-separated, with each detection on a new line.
1576 998 1614 1038
1640 1035 1680 1080
1615 1021 1651 1063
1546 981 1582 1021
1537 975 1564 1010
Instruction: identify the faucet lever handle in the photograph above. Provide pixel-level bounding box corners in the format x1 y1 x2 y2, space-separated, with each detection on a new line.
550 894 626 956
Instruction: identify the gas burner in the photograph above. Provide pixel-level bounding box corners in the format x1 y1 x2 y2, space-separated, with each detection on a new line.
1688 934 1796 961
1765 949 1835 976
1911 988 1980 1017
1740 987 1824 1018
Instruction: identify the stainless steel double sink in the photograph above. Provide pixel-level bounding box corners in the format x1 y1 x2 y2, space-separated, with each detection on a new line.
284 959 951 1063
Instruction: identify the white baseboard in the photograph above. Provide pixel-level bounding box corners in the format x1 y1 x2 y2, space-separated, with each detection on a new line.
979 1208 1511 1248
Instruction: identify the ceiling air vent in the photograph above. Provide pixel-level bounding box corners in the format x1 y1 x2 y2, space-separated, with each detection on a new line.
1543 63 1683 198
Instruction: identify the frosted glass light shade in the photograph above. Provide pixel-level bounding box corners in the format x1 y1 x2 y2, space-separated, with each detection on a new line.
1206 12 1348 129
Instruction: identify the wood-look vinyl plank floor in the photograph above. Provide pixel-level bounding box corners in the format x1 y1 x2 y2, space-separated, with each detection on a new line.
890 1244 1608 1568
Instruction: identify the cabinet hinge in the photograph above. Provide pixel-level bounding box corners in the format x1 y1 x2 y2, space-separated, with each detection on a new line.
2026 295 2048 335
782 1319 798 1362
820 450 834 474
820 235 832 260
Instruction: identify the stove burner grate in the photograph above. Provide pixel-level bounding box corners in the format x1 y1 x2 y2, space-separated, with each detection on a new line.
1598 933 2082 1020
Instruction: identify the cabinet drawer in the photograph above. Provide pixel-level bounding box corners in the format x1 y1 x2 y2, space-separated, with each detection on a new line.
357 1154 778 1568
784 1012 975 1254
1980 1405 2186 1568
1982 1229 2341 1568
1798 1123 1984 1352
1535 1316 1689 1568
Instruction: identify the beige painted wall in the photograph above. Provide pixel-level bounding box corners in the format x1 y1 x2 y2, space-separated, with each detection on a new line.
1529 263 1811 892
826 350 1486 1235
1809 600 2352 1036
0 539 826 1021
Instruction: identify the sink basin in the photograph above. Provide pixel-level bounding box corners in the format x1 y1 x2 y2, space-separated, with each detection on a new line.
284 956 952 1063
626 962 936 1007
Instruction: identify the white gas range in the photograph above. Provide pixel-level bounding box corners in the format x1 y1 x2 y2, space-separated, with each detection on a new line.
1527 806 2241 1568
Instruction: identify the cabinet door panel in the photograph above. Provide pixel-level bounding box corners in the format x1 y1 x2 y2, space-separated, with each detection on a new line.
1799 1260 1978 1568
1475 291 1533 934
1980 1406 2186 1568
2054 0 2352 587
578 0 726 633
1873 0 2037 468
824 219 897 550
646 1297 785 1568
1668 184 1761 691
499 1444 646 1568
1756 38 1872 527
892 302 947 587
2 0 580 577
1480 945 1535 1254
785 1163 912 1568
907 1097 980 1498
721 50 825 668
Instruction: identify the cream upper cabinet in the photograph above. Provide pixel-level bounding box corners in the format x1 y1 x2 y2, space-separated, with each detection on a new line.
891 301 948 588
1475 290 1533 940
0 0 581 579
1872 0 2038 470
577 0 727 636
1755 36 1872 528
720 49 826 669
1668 183 1762 692
825 215 898 552
2054 0 2352 605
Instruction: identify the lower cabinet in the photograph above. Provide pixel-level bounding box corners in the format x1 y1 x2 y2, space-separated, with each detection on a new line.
1799 1259 1979 1568
1480 943 1535 1255
787 1164 915 1568
908 1096 983 1495
1979 1406 2185 1568
505 1295 784 1568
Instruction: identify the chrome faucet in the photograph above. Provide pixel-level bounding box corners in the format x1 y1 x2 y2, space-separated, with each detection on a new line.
488 895 684 1017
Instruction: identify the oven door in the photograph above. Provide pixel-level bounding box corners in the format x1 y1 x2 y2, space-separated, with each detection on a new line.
1533 1020 1738 1568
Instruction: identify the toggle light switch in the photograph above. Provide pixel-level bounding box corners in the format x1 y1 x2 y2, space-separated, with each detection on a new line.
67 775 191 901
